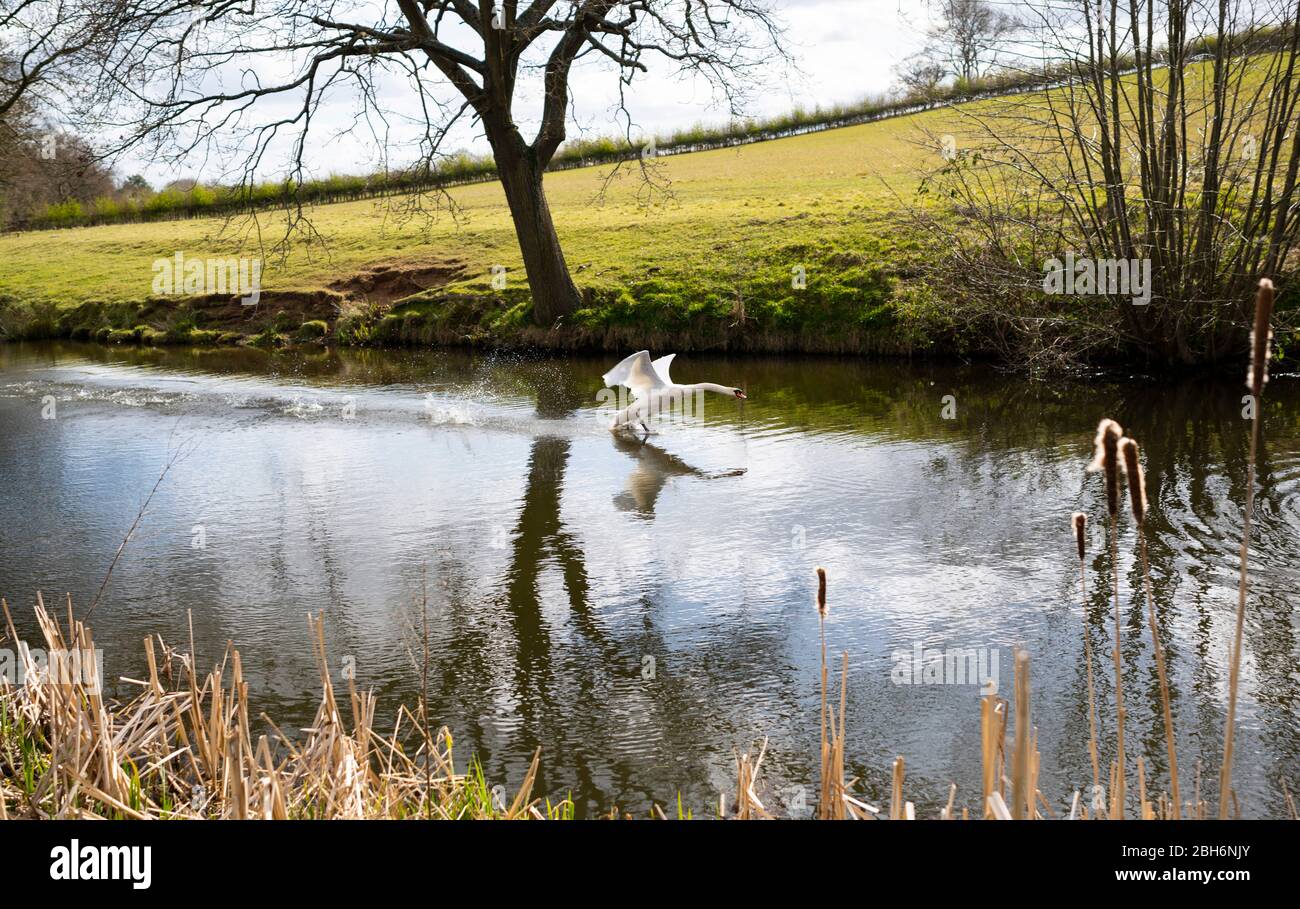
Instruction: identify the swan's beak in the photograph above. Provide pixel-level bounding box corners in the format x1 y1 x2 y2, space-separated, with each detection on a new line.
734 389 747 400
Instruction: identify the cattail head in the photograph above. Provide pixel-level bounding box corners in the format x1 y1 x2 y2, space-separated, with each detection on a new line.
1119 437 1147 525
1247 278 1275 398
1072 512 1087 561
1086 418 1124 519
815 566 827 618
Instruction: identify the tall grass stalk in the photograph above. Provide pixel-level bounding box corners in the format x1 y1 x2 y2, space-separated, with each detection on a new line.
1220 278 1275 818
1088 418 1126 818
1011 650 1033 819
815 566 829 817
1120 437 1180 818
980 691 1007 818
1072 513 1102 808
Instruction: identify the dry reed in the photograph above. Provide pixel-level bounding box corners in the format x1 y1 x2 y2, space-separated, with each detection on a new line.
726 739 771 819
0 594 564 820
980 689 1007 818
1011 650 1032 818
1072 513 1101 805
1120 436 1180 817
1220 278 1275 818
1087 417 1126 818
815 565 830 817
811 568 874 820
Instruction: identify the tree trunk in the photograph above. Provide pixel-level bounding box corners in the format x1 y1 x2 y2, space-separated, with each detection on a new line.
494 146 580 326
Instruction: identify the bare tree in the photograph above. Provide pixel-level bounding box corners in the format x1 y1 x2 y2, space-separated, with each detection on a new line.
900 0 1021 90
65 1 785 325
894 55 947 98
0 1 131 119
909 0 1300 368
0 56 116 229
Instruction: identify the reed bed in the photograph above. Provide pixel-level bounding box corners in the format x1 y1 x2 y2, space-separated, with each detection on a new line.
0 281 1289 821
2 579 1099 820
780 279 1281 821
0 597 568 820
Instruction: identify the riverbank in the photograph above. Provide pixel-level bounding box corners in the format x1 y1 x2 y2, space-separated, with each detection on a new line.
0 243 940 354
0 101 965 359
0 282 921 357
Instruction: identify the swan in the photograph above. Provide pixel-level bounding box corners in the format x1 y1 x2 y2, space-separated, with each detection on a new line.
602 350 746 433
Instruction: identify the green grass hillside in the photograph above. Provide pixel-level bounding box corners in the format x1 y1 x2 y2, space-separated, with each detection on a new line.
1 56 1287 359
0 102 960 352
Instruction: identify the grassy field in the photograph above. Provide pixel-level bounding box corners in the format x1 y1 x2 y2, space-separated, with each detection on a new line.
0 104 955 353
0 57 1276 358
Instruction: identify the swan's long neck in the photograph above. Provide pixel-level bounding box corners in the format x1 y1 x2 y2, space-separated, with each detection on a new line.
680 382 733 395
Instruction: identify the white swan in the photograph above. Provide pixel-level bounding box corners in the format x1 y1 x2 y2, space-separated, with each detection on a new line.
602 350 746 433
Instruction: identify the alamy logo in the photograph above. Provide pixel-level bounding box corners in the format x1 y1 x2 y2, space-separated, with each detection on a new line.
152 252 262 305
1042 252 1151 305
1 646 104 695
890 642 1000 695
50 840 151 889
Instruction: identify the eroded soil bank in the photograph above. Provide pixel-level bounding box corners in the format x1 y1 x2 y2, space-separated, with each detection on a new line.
0 255 921 357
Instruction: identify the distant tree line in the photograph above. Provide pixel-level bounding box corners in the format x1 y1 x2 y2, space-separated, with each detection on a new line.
0 65 112 229
0 112 204 229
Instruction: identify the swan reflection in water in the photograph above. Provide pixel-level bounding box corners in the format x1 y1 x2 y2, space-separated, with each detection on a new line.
610 433 746 517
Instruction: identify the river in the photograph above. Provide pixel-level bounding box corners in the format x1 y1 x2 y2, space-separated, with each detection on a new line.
1 341 1297 817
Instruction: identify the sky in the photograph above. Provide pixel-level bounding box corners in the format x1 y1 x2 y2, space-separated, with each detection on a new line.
118 1 933 186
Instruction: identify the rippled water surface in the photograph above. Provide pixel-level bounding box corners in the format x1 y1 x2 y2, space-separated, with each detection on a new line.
1 341 1297 817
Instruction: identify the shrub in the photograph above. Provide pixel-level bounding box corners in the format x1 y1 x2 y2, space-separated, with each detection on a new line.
249 328 286 348
335 308 378 345
293 319 329 341
42 200 84 226
107 327 141 344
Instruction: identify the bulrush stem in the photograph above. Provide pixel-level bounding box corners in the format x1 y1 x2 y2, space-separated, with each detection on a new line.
980 694 998 818
1012 650 1032 819
1089 418 1126 818
891 755 905 820
1110 517 1125 819
1139 534 1179 818
834 651 848 820
1220 278 1274 818
1121 437 1180 819
1073 513 1101 804
815 567 830 820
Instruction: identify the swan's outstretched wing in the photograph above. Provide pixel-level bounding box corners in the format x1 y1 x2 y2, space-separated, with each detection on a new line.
651 354 675 386
603 350 669 397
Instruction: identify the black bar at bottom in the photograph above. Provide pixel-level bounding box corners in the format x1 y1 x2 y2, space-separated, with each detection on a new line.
0 819 1278 889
